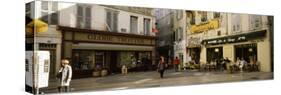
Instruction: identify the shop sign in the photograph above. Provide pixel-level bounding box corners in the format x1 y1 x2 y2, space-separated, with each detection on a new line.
190 19 219 33
74 32 154 45
187 37 202 47
202 30 266 45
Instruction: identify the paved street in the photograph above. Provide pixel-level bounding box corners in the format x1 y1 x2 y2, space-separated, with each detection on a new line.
41 70 273 94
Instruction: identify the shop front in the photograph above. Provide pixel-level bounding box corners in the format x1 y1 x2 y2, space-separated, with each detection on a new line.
234 43 257 63
58 26 156 78
206 47 223 63
186 37 202 64
201 30 272 72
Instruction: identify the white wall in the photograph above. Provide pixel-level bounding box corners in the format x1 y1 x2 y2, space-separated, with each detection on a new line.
59 3 156 36
59 3 77 27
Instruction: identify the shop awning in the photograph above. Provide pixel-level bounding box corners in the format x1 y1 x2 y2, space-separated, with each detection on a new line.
72 43 154 51
201 30 266 45
26 19 48 33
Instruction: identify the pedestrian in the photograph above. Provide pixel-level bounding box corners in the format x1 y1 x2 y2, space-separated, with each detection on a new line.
141 57 149 71
157 56 166 78
173 56 180 72
239 58 247 72
57 59 72 92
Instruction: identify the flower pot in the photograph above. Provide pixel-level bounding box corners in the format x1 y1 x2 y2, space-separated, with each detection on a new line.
93 71 101 77
101 69 108 77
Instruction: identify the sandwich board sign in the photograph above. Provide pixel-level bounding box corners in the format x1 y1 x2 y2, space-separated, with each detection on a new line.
25 51 50 88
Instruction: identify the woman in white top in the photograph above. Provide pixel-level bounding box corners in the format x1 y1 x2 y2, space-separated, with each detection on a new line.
57 59 72 92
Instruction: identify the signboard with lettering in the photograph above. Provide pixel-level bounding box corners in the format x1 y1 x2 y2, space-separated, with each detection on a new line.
187 37 202 47
190 19 220 33
72 32 155 46
201 30 266 45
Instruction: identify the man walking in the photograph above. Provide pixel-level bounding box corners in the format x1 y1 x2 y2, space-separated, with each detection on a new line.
173 57 180 72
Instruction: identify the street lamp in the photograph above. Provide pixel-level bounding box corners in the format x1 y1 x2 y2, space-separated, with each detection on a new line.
248 48 253 52
215 48 219 52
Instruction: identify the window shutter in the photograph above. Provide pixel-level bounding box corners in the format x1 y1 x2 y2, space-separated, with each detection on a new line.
41 1 48 10
51 2 58 11
113 12 118 32
85 7 91 29
50 12 58 25
106 11 112 31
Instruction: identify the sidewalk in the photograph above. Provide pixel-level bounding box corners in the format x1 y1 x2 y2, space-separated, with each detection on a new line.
41 69 273 94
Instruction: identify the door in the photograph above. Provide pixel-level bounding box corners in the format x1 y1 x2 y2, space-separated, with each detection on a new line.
109 51 119 73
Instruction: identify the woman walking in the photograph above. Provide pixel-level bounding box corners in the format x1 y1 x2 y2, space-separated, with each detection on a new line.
57 59 72 92
157 56 166 78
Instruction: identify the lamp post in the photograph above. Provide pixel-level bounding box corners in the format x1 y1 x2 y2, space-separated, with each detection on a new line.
26 19 48 95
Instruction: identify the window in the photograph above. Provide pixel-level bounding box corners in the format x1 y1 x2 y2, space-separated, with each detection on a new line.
174 27 183 42
73 50 96 70
26 3 31 18
178 27 183 41
143 18 151 35
174 30 178 42
106 10 118 32
41 1 48 10
188 12 195 25
40 1 58 25
214 12 220 18
44 60 49 72
231 14 241 32
76 5 91 29
25 59 29 72
217 31 221 36
199 11 208 22
176 10 183 20
130 16 138 34
250 15 262 30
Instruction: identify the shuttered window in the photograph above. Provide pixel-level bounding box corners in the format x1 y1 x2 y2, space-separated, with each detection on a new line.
106 10 118 32
40 1 58 25
144 18 151 35
76 5 91 29
130 16 138 34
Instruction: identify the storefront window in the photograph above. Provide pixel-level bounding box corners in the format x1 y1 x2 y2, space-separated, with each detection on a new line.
73 50 95 70
119 52 134 69
235 43 257 63
206 47 223 63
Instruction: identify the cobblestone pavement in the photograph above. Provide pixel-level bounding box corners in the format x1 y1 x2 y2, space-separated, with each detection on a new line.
41 69 273 94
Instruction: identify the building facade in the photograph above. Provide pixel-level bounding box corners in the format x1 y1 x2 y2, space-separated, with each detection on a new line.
26 1 157 79
58 3 156 78
185 11 273 72
173 10 188 69
26 1 62 79
154 9 174 65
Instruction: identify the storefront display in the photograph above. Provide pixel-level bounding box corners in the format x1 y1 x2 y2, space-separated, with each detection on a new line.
59 26 156 78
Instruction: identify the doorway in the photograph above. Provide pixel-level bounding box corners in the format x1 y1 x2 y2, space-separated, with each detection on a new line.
109 51 119 73
235 43 257 63
206 47 223 63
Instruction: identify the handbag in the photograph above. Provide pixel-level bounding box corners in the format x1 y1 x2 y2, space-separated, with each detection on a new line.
56 72 62 79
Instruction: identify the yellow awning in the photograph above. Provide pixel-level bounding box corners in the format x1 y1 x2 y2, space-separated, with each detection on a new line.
26 19 48 33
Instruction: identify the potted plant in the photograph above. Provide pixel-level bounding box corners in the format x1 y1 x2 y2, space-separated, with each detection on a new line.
101 68 108 77
92 65 101 77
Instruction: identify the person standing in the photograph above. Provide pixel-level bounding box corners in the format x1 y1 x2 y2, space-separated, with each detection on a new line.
57 59 72 92
173 57 180 72
157 56 166 78
239 58 247 72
